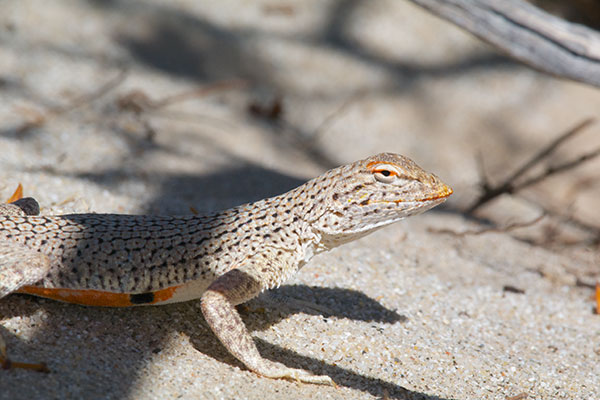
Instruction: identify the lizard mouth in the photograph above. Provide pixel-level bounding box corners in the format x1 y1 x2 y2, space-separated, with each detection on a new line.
357 184 453 206
390 183 453 204
418 184 453 202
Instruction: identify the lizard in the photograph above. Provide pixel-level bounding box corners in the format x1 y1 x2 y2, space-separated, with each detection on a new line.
0 152 452 385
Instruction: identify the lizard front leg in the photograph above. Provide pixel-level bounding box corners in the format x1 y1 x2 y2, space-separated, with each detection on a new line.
201 259 334 385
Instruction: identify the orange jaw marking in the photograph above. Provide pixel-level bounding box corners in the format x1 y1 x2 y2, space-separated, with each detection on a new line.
17 286 181 307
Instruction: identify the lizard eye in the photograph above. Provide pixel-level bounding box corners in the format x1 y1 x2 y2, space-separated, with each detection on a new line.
373 169 396 183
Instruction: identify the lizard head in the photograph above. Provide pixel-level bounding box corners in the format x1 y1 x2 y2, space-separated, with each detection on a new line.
312 153 452 240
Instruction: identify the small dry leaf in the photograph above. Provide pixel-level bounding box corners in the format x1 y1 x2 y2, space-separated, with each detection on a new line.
6 183 23 203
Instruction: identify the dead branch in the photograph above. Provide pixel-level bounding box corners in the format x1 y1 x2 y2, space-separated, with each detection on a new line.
117 79 247 114
408 0 600 87
519 196 600 246
467 119 597 213
502 119 595 186
14 69 128 133
512 146 600 191
50 69 128 114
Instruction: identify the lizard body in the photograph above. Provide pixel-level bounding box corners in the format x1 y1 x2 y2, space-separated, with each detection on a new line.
0 153 452 384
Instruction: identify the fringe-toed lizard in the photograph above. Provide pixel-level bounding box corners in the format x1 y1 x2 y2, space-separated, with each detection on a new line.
0 153 452 385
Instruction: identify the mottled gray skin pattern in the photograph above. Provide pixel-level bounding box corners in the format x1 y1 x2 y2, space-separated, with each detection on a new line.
0 153 452 384
0 153 449 294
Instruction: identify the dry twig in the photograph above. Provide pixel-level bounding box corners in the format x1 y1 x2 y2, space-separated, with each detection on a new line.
51 69 128 115
518 197 600 246
467 119 598 213
118 79 247 114
15 69 128 133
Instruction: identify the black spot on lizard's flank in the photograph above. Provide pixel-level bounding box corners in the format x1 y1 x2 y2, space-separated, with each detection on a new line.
130 292 155 304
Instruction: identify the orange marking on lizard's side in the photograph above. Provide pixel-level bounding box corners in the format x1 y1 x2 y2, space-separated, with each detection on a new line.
152 285 181 304
17 287 131 307
17 285 181 307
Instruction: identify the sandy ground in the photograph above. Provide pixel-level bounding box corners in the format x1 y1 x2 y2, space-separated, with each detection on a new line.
1 1 599 399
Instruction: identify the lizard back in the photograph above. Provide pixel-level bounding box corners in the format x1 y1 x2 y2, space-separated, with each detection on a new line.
0 197 305 296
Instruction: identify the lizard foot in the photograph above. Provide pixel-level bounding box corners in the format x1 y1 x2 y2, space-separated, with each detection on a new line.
254 359 335 386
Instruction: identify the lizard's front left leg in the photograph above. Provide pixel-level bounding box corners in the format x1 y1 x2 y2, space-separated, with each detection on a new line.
201 260 334 385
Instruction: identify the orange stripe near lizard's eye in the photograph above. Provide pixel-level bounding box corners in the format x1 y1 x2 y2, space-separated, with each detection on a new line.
366 162 399 177
17 285 181 307
373 169 396 177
